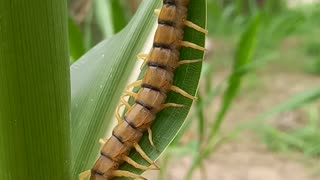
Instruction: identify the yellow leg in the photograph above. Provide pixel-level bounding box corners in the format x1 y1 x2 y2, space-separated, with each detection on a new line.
155 8 208 35
122 155 158 171
183 20 208 34
120 98 131 111
116 103 125 123
137 53 148 70
170 85 196 100
147 127 158 151
133 142 160 169
137 53 148 60
79 170 91 180
154 8 160 15
99 138 107 145
116 91 137 123
112 170 147 180
122 91 137 107
180 41 206 52
127 80 143 89
161 103 185 110
121 93 134 110
120 91 137 110
178 59 202 65
124 91 138 99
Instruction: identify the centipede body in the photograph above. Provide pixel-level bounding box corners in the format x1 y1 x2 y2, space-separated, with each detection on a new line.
84 0 206 179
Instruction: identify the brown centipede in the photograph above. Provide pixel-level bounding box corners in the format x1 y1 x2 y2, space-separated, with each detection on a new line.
79 0 207 179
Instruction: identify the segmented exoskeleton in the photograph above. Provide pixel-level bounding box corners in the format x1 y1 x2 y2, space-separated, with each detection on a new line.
80 0 207 179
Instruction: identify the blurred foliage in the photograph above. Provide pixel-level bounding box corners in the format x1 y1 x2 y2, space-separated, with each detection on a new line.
207 0 285 34
252 89 320 157
68 0 130 56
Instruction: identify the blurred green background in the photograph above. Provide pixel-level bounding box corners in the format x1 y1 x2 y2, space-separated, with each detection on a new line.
68 0 320 179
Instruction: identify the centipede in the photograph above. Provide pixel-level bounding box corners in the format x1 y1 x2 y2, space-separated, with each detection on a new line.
79 0 207 179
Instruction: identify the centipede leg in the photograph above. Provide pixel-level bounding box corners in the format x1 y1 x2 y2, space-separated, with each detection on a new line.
170 85 196 100
99 138 107 144
122 91 137 108
120 95 133 110
120 91 137 109
127 80 143 89
154 6 208 35
79 170 91 180
154 8 161 15
147 127 158 151
178 59 202 65
162 103 185 109
137 53 148 70
133 142 160 169
124 91 138 99
180 41 206 52
183 20 208 34
116 104 125 123
122 155 158 171
111 170 147 180
116 92 137 123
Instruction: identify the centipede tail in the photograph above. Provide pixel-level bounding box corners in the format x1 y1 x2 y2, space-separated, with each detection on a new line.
80 0 206 179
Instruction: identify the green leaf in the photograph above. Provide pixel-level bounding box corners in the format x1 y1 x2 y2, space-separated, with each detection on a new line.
110 0 128 33
0 1 71 179
70 0 206 179
70 0 161 178
68 16 85 61
94 0 128 38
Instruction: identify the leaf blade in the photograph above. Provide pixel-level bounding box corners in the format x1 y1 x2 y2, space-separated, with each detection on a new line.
70 0 161 178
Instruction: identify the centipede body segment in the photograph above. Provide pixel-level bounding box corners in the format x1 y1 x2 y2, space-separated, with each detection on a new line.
79 0 207 179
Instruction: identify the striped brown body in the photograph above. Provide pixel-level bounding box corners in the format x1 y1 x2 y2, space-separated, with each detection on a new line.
90 0 190 179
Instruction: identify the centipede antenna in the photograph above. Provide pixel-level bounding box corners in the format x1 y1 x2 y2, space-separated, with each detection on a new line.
180 41 206 52
133 142 160 169
183 20 208 34
112 170 147 180
79 170 91 180
170 85 196 100
122 155 158 171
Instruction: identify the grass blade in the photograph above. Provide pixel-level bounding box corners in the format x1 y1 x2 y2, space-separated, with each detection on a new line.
68 16 85 61
0 1 71 179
